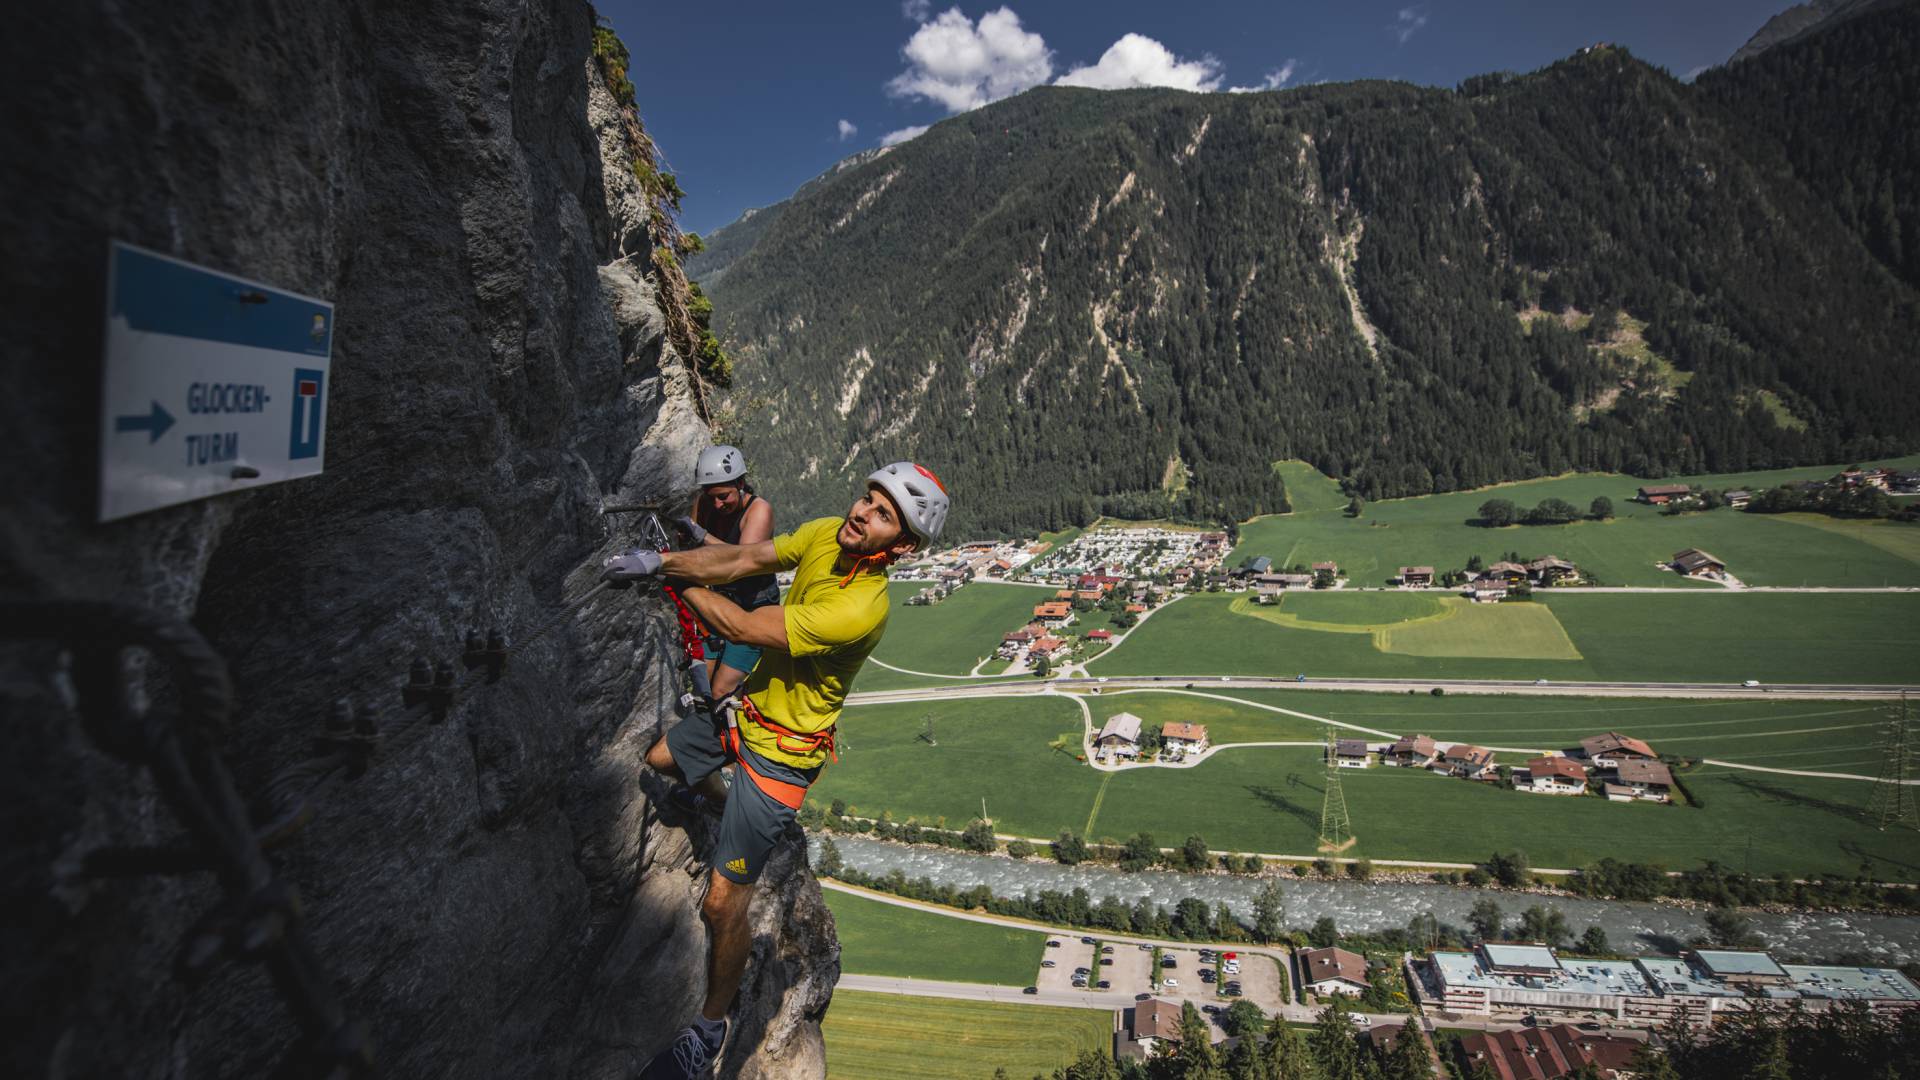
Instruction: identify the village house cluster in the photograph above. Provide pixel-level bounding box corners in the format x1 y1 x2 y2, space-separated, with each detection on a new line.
1341 730 1674 803
1092 711 1211 764
1413 944 1920 1031
1022 526 1234 589
996 570 1152 668
1638 465 1920 509
894 538 1044 603
1385 556 1583 597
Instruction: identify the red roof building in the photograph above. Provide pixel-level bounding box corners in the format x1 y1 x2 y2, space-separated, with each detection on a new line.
1455 1024 1640 1080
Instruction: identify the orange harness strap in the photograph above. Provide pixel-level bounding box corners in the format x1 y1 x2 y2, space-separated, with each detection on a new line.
723 723 810 810
738 695 838 763
837 552 891 588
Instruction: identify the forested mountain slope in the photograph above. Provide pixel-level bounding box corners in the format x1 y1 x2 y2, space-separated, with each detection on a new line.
707 41 1920 536
1701 0 1920 289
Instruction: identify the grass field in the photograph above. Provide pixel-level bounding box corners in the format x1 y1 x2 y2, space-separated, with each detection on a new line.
822 990 1112 1080
1234 456 1920 589
866 583 1052 679
1229 593 1584 660
826 888 1046 985
1087 592 1920 684
1272 459 1349 513
815 690 1918 877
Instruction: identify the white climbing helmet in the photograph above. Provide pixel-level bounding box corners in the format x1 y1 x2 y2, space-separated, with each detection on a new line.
695 445 747 487
866 461 949 547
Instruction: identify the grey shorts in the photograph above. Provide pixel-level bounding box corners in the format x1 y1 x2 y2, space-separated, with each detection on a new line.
664 706 820 885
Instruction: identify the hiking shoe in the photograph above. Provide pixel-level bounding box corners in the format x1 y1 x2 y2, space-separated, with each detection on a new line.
639 1018 726 1079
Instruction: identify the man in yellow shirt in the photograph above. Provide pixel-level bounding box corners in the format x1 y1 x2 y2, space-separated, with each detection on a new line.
603 461 949 1080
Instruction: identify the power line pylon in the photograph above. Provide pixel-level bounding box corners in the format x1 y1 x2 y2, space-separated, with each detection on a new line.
1319 729 1356 853
1867 693 1917 831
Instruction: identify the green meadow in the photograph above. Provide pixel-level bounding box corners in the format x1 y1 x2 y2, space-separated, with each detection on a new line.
815 690 1917 878
1086 591 1920 684
825 887 1046 985
1239 457 1920 588
822 991 1111 1080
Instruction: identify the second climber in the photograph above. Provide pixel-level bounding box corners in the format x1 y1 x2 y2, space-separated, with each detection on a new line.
672 445 779 702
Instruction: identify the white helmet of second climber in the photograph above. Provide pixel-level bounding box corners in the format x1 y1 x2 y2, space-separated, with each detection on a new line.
695 445 747 487
866 461 950 547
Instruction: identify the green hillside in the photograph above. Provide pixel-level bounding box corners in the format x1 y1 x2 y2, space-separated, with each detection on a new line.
706 30 1920 537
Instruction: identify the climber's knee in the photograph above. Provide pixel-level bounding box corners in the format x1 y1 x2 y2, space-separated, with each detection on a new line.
702 871 752 927
645 735 678 774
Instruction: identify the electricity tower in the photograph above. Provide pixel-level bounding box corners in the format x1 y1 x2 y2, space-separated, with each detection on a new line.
917 712 937 747
1867 694 1917 831
1318 730 1356 853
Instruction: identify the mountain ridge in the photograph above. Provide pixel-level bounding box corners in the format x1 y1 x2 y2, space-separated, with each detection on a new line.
704 34 1920 537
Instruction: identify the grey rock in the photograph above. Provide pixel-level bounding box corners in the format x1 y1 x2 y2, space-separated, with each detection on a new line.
0 2 836 1078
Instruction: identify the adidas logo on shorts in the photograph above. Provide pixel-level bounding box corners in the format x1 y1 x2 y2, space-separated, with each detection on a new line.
726 858 748 875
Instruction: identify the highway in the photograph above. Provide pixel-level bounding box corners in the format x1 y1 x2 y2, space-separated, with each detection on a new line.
852 674 1920 704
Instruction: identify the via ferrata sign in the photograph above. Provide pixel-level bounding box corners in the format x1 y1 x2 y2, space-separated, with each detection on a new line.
100 242 335 521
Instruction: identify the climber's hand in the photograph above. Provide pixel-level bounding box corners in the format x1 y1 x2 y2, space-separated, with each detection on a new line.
672 515 708 546
602 549 663 583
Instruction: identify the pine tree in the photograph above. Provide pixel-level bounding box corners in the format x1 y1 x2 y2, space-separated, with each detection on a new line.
1309 1001 1365 1080
1261 1016 1319 1080
1253 880 1286 943
1386 1024 1433 1080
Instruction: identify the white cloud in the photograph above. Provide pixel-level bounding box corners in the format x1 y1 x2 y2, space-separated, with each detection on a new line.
881 124 931 146
1228 58 1297 93
887 7 1054 113
837 118 859 141
902 0 931 21
1055 33 1222 92
1391 6 1428 45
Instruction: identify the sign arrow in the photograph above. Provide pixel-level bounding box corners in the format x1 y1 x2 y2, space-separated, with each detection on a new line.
114 400 175 444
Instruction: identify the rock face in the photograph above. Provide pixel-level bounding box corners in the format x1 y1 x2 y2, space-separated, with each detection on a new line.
0 3 834 1078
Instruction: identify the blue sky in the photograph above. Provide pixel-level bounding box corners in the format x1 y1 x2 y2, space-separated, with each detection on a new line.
603 0 1799 235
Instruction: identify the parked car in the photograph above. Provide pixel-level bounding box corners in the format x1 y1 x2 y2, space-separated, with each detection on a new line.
1138 943 1151 951
1046 940 1062 949
1100 958 1114 966
1080 936 1095 944
1024 986 1038 995
1163 979 1179 989
1349 1014 1370 1027
1161 957 1177 968
1201 1005 1220 1015
1096 980 1111 990
1224 987 1243 997
1101 945 1115 954
1041 960 1055 968
1743 679 1761 687
1074 967 1089 975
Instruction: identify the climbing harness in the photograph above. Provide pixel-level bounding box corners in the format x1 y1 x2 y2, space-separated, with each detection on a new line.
732 694 837 764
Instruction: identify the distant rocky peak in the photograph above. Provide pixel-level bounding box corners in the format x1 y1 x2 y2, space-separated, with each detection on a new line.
1726 0 1898 65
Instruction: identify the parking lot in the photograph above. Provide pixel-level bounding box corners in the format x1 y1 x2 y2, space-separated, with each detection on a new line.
1031 937 1289 1017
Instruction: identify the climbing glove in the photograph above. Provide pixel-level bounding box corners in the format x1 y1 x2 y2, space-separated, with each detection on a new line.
601 548 663 582
672 515 708 545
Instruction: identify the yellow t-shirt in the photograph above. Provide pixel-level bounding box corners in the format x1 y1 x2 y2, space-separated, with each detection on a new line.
741 516 890 767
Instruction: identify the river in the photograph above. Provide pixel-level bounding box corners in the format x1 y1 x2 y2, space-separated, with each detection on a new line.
818 836 1920 963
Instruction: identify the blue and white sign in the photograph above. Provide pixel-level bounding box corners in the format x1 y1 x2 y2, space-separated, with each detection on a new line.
100 242 335 521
